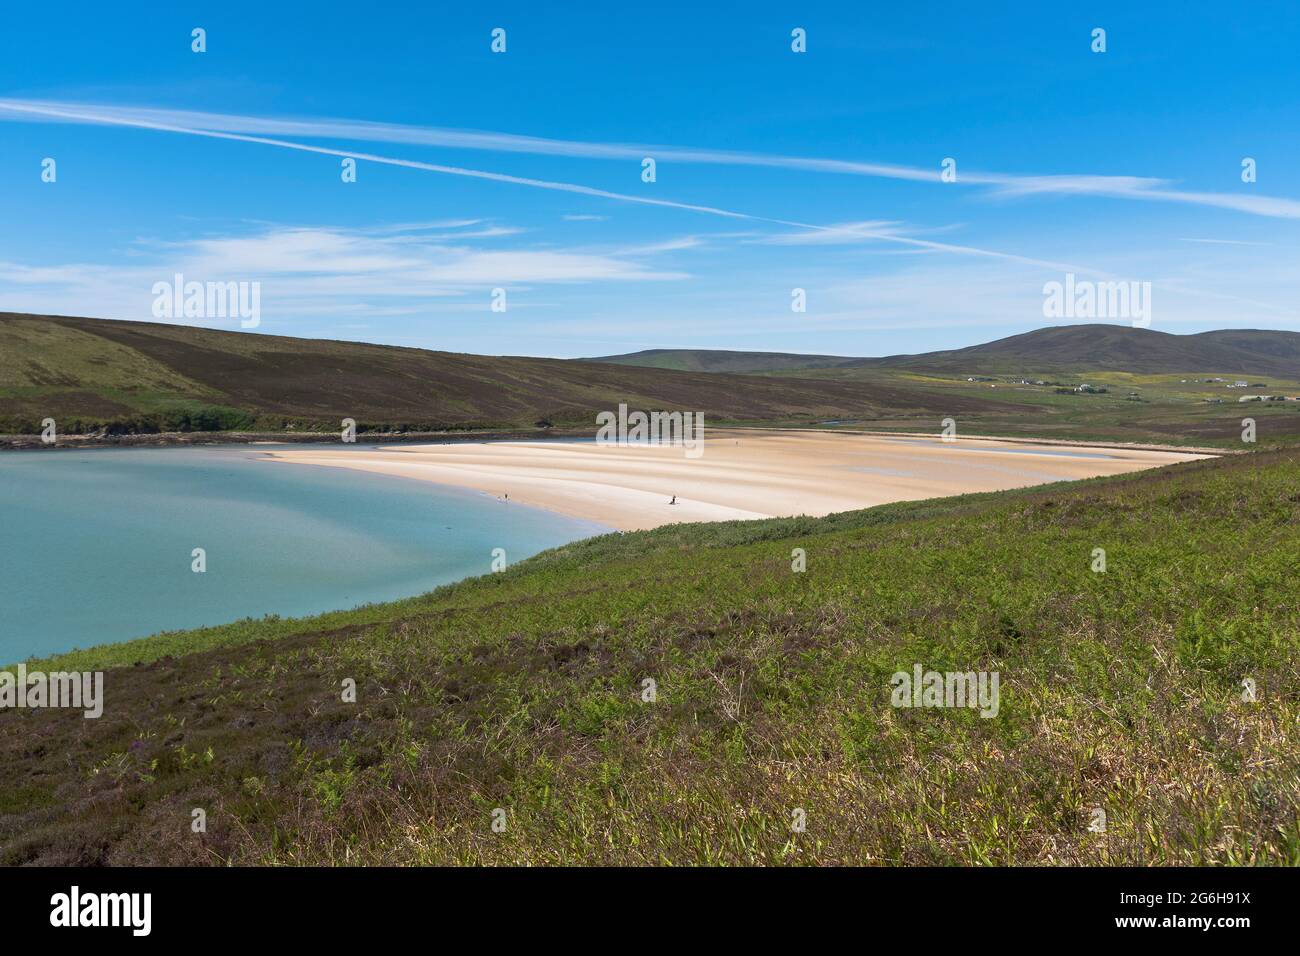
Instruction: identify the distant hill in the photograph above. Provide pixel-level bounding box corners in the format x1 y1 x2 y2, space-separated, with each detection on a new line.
871 325 1300 377
587 326 1300 379
0 312 1017 434
582 348 858 374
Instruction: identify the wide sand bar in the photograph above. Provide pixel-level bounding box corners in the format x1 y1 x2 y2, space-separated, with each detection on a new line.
266 430 1211 532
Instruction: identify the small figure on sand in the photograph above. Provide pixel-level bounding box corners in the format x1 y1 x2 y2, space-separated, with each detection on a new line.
669 495 677 505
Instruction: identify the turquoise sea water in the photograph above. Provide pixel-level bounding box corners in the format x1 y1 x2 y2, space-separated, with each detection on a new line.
0 445 608 662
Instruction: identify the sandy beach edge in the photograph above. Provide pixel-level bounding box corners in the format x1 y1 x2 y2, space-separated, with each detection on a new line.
262 429 1213 533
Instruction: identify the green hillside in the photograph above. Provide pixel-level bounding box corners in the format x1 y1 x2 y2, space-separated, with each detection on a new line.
0 312 1013 435
589 327 1300 448
871 325 1300 377
4 449 1297 865
8 313 1300 447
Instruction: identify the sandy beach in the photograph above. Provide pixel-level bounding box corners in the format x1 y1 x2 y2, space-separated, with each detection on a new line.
264 430 1211 532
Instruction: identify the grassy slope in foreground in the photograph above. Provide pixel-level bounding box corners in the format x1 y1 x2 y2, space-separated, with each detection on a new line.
3 451 1299 865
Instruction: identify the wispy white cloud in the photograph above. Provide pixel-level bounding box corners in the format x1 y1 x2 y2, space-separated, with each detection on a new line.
750 221 906 246
607 236 705 255
384 225 524 241
1176 237 1273 246
989 177 1300 219
357 219 486 234
0 224 688 327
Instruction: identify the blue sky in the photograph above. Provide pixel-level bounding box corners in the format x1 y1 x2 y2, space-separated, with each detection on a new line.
1 1 1298 357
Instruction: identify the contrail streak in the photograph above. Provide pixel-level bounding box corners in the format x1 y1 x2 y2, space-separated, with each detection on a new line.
0 99 1105 274
5 98 1300 218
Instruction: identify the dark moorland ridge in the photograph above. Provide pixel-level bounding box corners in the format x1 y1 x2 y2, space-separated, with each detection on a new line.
0 311 1023 434
3 448 1297 864
5 312 1300 447
587 325 1300 377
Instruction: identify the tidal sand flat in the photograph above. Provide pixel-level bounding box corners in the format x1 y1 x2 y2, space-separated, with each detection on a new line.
0 446 607 662
267 429 1212 531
